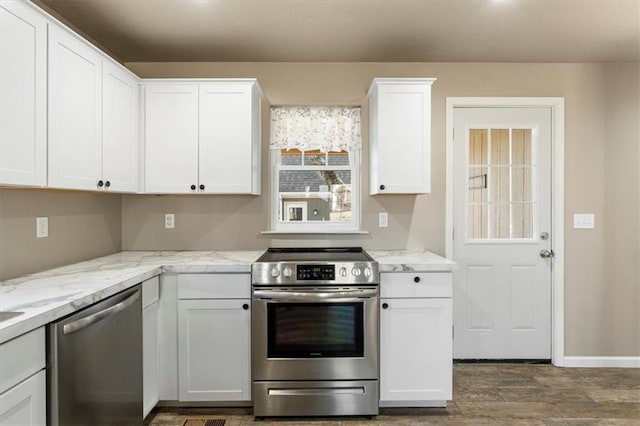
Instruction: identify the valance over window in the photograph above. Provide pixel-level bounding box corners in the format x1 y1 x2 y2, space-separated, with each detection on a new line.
270 106 361 152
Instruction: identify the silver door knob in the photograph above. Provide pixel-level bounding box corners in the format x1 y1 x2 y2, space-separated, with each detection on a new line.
540 249 555 259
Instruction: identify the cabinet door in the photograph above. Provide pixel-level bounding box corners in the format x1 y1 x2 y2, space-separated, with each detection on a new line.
144 84 198 193
48 24 102 190
0 370 46 426
199 83 259 194
103 61 139 193
380 298 452 403
0 1 47 187
370 81 432 194
178 299 251 402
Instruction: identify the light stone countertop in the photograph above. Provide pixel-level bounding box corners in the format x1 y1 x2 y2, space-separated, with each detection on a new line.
0 249 454 344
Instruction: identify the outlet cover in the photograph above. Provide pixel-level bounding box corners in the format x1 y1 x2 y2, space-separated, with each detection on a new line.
36 217 48 238
164 213 175 229
379 212 388 228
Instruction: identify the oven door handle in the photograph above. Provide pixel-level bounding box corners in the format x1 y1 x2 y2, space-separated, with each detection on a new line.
253 289 378 302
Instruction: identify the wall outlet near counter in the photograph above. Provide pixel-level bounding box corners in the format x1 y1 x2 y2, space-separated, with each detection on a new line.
165 213 175 229
379 212 388 228
36 217 48 238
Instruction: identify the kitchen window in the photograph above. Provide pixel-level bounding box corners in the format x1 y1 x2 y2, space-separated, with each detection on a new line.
269 106 361 233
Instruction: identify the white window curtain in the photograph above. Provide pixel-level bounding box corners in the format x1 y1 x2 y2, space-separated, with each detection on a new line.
270 106 361 152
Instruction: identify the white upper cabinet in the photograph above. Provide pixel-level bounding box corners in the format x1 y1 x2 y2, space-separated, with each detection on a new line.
143 83 199 194
143 79 262 195
48 24 103 191
368 78 436 194
102 61 140 193
0 0 47 187
199 82 261 194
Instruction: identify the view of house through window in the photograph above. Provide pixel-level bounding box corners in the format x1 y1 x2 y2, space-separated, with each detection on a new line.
467 128 535 240
278 149 353 223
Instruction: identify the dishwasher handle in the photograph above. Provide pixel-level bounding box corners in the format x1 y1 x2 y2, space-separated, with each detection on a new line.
62 289 141 335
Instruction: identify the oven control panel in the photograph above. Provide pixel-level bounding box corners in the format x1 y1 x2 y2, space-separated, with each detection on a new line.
254 262 379 285
297 264 335 280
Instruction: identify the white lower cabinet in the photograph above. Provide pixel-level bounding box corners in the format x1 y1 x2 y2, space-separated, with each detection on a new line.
142 276 160 418
177 274 251 402
0 371 46 426
379 272 452 407
0 327 46 426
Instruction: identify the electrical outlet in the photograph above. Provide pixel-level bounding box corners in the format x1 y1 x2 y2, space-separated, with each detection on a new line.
164 213 175 229
36 217 48 238
379 212 388 228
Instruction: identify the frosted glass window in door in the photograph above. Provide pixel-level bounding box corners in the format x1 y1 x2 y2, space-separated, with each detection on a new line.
467 128 534 240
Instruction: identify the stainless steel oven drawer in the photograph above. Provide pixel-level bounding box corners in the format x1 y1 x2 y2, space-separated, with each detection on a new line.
253 380 379 417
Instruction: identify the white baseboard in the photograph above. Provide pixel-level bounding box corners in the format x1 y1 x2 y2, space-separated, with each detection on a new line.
558 356 640 368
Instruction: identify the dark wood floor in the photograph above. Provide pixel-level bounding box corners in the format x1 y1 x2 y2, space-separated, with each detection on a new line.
147 364 640 425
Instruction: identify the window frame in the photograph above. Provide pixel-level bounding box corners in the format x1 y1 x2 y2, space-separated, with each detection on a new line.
270 149 361 233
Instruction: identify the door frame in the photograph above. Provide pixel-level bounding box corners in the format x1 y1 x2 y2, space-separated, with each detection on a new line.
445 97 565 366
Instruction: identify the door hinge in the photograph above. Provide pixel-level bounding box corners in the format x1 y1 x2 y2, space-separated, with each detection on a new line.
452 127 455 142
452 227 455 240
452 325 455 339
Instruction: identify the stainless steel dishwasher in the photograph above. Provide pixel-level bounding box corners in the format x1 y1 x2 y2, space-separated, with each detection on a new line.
47 285 142 426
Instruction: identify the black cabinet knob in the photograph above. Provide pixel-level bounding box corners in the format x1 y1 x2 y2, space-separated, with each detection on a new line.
242 304 249 310
97 180 104 187
414 276 421 283
105 180 111 188
199 184 205 190
380 184 385 190
382 303 389 309
190 184 196 190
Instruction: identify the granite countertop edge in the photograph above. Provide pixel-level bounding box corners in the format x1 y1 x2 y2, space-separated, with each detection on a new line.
0 249 455 344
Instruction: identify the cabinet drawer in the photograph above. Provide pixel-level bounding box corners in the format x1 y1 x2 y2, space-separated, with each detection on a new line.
178 274 250 299
380 272 452 298
0 327 45 394
142 275 160 307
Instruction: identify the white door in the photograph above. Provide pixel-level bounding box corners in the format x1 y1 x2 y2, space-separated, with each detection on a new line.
0 0 47 187
452 107 552 359
48 25 102 190
144 84 199 194
102 61 139 193
0 371 46 426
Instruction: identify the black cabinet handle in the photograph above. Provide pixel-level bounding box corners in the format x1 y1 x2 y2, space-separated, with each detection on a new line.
380 184 385 190
382 303 389 309
190 184 196 190
97 180 104 187
105 180 111 188
242 304 249 310
414 276 421 283
199 184 205 190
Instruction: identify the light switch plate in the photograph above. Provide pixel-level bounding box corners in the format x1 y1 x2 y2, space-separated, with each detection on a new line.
36 217 48 238
379 212 388 228
573 213 595 229
164 213 175 229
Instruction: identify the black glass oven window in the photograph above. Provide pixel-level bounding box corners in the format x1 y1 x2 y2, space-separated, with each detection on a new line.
267 302 364 358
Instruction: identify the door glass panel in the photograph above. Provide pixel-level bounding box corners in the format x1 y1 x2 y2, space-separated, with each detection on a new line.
467 127 535 240
469 129 488 165
512 129 532 165
491 129 510 165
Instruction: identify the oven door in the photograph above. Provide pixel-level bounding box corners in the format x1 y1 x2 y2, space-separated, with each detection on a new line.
252 287 379 381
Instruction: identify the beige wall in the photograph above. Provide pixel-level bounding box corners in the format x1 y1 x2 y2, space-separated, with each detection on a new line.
602 63 640 356
122 61 639 357
0 189 122 280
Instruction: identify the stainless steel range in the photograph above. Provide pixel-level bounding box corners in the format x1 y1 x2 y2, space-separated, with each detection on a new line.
251 247 379 418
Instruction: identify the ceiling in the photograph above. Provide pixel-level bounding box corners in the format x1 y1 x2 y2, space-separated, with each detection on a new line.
35 0 640 63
